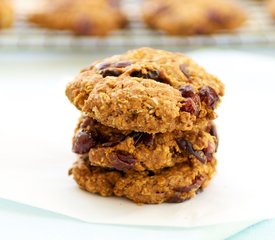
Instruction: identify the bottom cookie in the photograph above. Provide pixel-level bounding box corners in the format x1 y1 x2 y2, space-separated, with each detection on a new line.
69 156 216 204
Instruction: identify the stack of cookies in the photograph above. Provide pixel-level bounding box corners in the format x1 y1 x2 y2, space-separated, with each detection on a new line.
66 48 224 204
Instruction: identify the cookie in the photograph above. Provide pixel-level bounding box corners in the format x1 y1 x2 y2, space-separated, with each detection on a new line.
69 155 216 204
28 0 127 36
142 0 246 35
72 116 218 172
268 0 275 19
66 48 224 133
0 0 13 29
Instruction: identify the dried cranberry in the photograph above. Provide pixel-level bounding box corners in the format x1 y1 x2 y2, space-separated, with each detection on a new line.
112 61 132 68
142 134 155 146
130 70 143 78
152 75 170 84
130 70 160 80
181 98 199 115
73 131 96 154
97 62 112 70
147 70 160 80
131 132 154 147
131 132 143 146
101 134 126 147
110 151 136 171
100 69 123 78
179 85 200 115
176 139 207 164
179 85 195 98
179 64 191 81
192 150 206 163
174 175 204 193
130 69 170 84
167 195 191 203
80 116 94 129
199 86 219 109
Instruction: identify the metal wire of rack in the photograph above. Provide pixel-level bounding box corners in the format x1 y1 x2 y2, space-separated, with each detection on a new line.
0 0 275 50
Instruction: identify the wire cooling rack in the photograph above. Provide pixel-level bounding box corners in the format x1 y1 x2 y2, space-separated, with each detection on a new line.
0 0 275 50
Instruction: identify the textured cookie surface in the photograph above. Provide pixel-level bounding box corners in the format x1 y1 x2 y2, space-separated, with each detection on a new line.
142 0 246 35
70 156 216 204
0 0 13 29
28 0 127 36
72 116 218 171
66 48 224 133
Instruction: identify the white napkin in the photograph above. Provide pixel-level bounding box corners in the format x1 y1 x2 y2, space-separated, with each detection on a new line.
0 50 275 227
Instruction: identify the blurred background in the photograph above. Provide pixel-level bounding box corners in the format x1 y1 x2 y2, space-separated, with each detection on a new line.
1 1 275 239
0 0 275 55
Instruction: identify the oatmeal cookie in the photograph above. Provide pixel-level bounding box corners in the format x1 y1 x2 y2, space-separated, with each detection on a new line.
69 155 216 204
268 0 275 19
72 116 218 172
28 0 127 36
66 48 224 133
142 0 246 35
0 0 13 29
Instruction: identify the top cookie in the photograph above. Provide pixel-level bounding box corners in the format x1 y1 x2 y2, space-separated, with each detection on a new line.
28 0 127 36
66 48 224 133
0 0 13 29
142 0 246 35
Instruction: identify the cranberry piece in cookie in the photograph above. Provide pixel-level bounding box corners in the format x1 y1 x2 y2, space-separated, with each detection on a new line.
179 64 192 81
179 85 195 98
100 69 123 77
131 132 155 147
73 131 96 154
101 134 126 147
179 85 200 115
199 86 219 109
110 151 136 171
112 61 132 68
181 98 199 115
176 138 207 164
174 175 204 193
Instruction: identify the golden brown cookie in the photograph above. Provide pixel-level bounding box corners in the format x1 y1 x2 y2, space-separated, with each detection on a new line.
0 0 13 29
28 0 127 36
72 116 218 172
66 48 224 133
69 155 216 204
268 0 275 19
142 0 246 35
